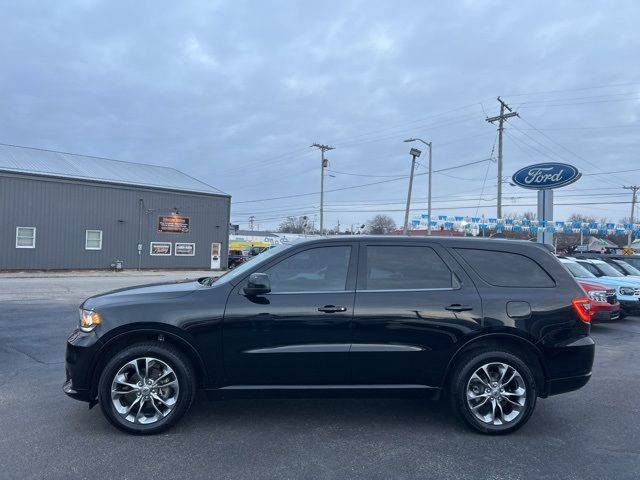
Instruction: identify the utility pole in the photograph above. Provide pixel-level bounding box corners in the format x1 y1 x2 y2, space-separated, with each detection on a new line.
311 143 335 235
426 142 433 236
249 215 255 231
624 186 639 247
403 148 422 235
486 97 518 219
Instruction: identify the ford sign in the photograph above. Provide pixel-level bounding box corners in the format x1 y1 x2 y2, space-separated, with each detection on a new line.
511 163 581 190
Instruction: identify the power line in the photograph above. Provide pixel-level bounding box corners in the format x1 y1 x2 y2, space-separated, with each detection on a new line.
504 82 640 97
232 158 494 205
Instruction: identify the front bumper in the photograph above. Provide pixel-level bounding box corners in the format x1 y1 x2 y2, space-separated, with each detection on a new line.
591 304 620 322
619 300 640 315
64 328 103 403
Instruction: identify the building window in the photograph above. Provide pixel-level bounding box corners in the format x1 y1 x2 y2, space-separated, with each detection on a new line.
85 230 103 250
150 242 172 256
175 243 195 256
16 227 36 248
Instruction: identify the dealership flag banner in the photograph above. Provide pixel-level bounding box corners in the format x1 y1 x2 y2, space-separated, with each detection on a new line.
410 214 640 236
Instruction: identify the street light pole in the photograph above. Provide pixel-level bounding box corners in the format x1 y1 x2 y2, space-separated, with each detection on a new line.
404 138 432 235
403 147 421 235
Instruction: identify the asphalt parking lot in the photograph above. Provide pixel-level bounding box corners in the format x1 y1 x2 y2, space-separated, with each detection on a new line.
0 273 639 480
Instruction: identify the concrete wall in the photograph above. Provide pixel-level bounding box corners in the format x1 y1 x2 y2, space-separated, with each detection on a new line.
0 173 230 270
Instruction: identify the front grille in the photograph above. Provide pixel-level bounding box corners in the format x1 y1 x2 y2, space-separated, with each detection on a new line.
606 289 617 305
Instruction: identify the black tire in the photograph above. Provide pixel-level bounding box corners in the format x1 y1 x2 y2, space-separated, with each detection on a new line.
448 348 537 435
98 341 196 435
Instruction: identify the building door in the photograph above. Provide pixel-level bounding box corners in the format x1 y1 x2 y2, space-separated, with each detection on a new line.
210 242 221 270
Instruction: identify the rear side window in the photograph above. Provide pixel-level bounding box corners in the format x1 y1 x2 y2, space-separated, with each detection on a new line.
455 248 555 288
363 245 453 290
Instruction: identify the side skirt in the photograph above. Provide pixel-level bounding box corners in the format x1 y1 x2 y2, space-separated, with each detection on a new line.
204 384 442 400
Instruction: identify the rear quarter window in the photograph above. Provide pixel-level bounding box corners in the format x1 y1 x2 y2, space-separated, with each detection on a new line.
454 248 555 288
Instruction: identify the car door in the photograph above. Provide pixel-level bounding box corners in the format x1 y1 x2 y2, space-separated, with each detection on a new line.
223 242 357 386
350 241 482 387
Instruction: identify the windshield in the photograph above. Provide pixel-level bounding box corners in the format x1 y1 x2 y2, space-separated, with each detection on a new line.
614 260 640 276
214 244 293 285
593 261 624 277
563 261 596 278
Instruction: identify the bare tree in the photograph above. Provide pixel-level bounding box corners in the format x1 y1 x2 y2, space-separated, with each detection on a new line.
277 216 315 234
567 213 596 223
366 214 396 234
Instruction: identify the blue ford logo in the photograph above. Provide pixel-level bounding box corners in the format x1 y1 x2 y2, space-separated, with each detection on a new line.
511 163 581 189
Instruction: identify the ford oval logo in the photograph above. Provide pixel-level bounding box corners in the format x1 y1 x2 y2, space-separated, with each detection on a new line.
511 163 581 190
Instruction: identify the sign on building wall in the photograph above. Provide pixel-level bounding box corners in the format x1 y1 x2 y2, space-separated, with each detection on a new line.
158 215 190 233
150 242 172 256
175 243 195 256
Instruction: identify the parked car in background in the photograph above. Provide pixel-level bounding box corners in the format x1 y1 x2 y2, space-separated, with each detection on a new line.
227 249 245 269
604 258 640 278
559 258 640 317
576 280 620 322
65 237 595 436
574 253 640 271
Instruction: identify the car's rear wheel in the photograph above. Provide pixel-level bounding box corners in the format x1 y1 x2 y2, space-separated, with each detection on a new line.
448 349 537 435
98 341 195 435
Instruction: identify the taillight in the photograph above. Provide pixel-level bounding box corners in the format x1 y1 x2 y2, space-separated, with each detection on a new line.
572 297 592 323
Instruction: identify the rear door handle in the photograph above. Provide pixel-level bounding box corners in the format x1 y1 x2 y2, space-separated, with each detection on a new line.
318 305 347 313
445 304 473 312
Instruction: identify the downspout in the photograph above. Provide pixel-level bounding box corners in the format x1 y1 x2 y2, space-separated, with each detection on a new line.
138 198 143 271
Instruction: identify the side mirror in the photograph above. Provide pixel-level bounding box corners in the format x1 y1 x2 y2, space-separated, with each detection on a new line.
243 273 271 296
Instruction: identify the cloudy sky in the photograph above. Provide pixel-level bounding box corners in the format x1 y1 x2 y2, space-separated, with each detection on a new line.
1 0 639 231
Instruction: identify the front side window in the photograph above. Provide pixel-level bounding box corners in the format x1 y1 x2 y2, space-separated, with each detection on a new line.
16 227 36 248
363 245 453 290
576 261 602 277
265 246 351 293
592 261 623 277
85 230 103 250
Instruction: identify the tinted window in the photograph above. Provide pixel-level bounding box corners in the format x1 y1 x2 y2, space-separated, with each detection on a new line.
562 260 596 278
614 260 640 276
364 245 453 290
576 261 603 277
592 261 624 277
607 262 626 274
456 248 554 287
266 246 351 292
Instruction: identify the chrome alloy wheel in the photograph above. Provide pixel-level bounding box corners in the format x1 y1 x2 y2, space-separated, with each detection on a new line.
466 362 526 426
110 357 179 425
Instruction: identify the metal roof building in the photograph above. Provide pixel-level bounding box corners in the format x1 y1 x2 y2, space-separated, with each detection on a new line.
1 143 230 271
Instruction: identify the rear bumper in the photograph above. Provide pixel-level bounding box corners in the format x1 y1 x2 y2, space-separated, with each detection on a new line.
545 372 592 396
540 335 595 397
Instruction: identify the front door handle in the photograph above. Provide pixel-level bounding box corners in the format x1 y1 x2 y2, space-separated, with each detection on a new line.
445 304 473 312
318 305 347 313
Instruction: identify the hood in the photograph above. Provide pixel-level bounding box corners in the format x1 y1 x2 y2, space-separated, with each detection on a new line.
82 278 205 309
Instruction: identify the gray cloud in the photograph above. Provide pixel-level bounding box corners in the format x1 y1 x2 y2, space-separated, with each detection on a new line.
1 0 639 229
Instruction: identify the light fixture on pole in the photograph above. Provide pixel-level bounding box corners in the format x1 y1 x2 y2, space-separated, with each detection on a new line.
404 138 432 235
403 147 421 235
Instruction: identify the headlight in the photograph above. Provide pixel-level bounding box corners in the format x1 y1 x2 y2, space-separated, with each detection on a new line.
79 309 101 332
619 287 635 296
588 290 607 302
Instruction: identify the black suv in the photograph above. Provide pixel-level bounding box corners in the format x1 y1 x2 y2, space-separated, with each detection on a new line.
64 237 595 435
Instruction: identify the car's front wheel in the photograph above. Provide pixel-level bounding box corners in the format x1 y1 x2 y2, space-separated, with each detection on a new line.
98 341 196 435
448 349 537 435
